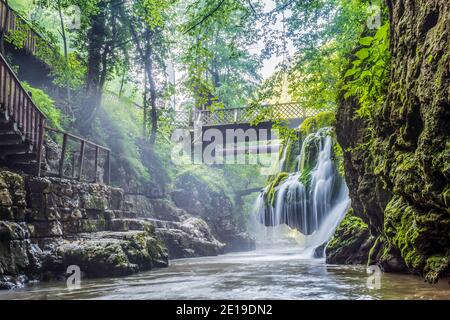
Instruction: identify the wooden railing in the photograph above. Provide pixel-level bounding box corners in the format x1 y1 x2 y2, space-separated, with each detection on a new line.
0 52 111 184
190 103 334 127
0 52 46 174
0 0 41 56
45 127 111 184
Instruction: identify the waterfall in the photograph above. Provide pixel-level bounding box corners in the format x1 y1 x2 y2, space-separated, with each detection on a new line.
253 127 350 257
278 138 290 172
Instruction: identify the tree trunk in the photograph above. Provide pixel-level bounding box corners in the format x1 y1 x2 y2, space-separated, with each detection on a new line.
146 51 158 145
57 0 71 106
80 0 107 135
143 70 148 135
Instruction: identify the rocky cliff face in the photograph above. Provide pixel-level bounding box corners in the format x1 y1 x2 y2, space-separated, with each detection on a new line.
328 0 450 283
0 169 168 289
172 173 256 253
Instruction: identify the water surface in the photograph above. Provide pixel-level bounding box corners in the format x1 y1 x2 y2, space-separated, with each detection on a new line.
1 248 449 300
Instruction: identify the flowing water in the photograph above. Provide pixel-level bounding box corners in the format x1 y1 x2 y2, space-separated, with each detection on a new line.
0 248 449 300
256 128 349 253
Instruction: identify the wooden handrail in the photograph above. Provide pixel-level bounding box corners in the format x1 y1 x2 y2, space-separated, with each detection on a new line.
45 126 111 184
0 0 46 56
45 126 111 151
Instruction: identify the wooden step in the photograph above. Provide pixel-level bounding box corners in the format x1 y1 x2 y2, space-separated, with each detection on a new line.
13 161 38 174
0 143 33 158
0 122 21 136
0 133 24 146
4 152 36 164
0 121 18 132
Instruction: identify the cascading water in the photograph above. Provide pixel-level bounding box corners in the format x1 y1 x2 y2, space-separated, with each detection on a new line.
253 127 350 257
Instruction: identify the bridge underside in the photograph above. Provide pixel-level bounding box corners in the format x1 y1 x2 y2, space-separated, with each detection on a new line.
182 118 306 164
199 118 304 157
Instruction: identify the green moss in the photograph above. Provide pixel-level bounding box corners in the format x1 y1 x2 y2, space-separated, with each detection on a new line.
367 235 382 266
279 137 302 173
265 172 289 206
299 165 313 188
442 185 450 210
328 209 368 250
332 137 345 177
384 195 425 271
424 254 449 284
326 208 373 264
300 111 336 136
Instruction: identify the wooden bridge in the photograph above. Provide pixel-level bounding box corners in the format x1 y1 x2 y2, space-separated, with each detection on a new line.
169 104 331 159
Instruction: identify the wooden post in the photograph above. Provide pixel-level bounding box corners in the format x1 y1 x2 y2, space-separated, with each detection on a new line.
36 118 45 177
59 133 67 178
105 150 110 185
94 146 99 183
71 151 76 178
78 140 85 180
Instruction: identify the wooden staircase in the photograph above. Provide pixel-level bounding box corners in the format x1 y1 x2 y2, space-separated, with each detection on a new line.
0 53 46 174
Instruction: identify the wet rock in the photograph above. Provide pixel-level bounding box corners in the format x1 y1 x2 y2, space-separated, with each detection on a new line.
155 217 225 259
326 209 374 265
172 173 255 253
56 231 168 278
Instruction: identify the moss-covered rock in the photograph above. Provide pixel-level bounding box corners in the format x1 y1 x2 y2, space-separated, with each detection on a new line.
326 209 375 264
0 167 170 289
56 231 168 278
300 111 336 136
332 0 450 283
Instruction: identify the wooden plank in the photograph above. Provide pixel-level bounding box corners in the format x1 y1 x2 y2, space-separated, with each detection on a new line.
0 64 3 106
7 74 11 114
71 152 76 178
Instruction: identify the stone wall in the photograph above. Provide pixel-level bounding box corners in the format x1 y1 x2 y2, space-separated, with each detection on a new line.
0 169 168 289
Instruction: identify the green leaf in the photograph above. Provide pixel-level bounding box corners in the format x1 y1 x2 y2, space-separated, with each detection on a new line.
355 48 369 60
344 68 358 78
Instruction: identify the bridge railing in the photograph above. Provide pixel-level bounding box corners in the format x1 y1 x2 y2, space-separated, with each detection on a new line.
193 103 333 127
169 103 334 128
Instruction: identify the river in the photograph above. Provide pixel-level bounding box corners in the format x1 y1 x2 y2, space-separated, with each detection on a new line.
0 247 449 300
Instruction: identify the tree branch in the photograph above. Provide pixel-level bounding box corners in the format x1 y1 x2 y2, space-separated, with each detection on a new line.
246 0 257 17
183 0 227 34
